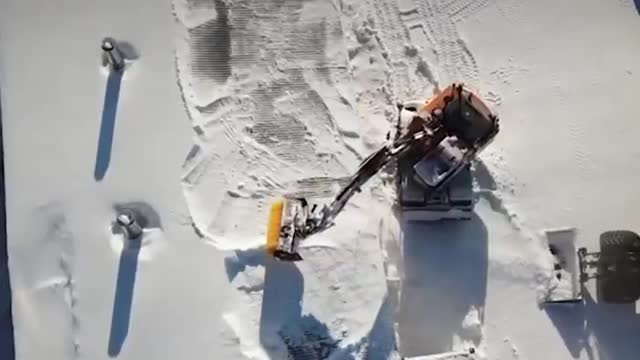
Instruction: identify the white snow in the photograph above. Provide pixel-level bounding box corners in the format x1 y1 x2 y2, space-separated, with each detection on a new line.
2 0 640 359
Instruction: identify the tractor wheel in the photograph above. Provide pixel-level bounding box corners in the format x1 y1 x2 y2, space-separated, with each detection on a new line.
600 230 640 254
597 230 640 303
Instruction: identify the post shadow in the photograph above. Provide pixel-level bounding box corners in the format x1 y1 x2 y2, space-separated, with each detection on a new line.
396 214 488 357
107 237 141 357
94 69 123 181
0 90 14 360
224 247 267 282
359 295 396 360
259 256 357 359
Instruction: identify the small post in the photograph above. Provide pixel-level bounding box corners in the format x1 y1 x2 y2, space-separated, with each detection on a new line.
116 211 143 240
101 37 125 71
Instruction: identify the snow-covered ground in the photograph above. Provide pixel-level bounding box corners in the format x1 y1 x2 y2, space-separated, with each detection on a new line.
2 0 640 359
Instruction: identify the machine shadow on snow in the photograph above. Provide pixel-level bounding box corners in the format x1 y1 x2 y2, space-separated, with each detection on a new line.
94 69 123 181
362 295 398 360
225 250 374 359
545 290 640 360
224 250 309 357
108 236 141 357
471 160 497 191
396 214 488 357
257 258 371 360
257 258 306 358
224 247 267 282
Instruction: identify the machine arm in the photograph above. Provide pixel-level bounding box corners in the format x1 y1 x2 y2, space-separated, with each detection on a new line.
323 125 436 223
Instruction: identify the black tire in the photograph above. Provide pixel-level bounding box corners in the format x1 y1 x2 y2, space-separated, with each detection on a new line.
597 230 640 303
600 230 640 254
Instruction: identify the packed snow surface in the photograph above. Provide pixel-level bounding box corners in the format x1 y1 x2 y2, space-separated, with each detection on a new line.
2 0 640 359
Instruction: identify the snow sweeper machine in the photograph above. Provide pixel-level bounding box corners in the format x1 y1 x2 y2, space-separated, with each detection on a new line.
264 83 500 261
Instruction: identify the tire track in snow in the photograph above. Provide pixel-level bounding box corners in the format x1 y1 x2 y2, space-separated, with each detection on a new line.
352 0 488 116
375 0 430 100
341 1 494 356
366 0 441 98
445 0 492 21
368 0 407 99
396 0 489 85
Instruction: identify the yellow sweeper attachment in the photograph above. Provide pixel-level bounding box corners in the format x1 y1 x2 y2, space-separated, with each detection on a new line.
266 198 285 257
265 197 307 261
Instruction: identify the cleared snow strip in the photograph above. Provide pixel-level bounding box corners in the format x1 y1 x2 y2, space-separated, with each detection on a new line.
173 0 365 252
